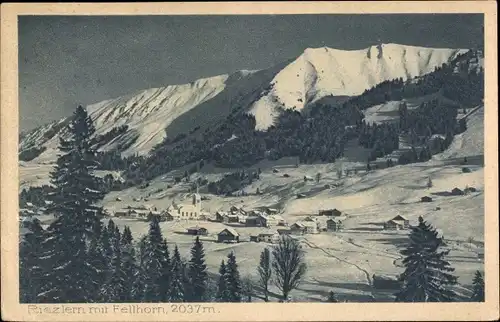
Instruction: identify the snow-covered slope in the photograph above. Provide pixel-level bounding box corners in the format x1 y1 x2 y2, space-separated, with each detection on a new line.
249 43 467 129
20 43 468 163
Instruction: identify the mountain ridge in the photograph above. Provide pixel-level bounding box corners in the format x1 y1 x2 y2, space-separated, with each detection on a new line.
19 43 469 163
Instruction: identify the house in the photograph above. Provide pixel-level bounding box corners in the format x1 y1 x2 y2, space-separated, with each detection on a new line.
464 186 477 194
215 211 228 222
258 231 280 243
186 227 208 236
451 187 465 196
390 215 409 228
265 208 279 215
384 215 409 230
297 193 307 199
290 222 306 235
319 209 342 217
326 218 344 232
217 228 240 243
291 221 317 234
421 196 433 202
115 197 122 201
223 214 240 223
114 210 129 217
277 228 292 235
245 215 263 227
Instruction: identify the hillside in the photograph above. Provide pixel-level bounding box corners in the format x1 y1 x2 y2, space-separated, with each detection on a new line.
20 43 467 163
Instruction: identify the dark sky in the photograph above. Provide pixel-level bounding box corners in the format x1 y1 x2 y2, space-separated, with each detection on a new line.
18 14 483 132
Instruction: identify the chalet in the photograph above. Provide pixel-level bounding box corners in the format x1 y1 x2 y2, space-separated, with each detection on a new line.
291 221 318 234
245 215 263 227
326 218 344 232
384 215 409 230
451 187 465 196
258 231 280 243
297 193 307 199
261 215 281 227
25 202 34 208
277 228 292 235
464 186 477 194
272 168 280 173
304 175 314 181
224 214 240 223
217 228 239 243
421 196 433 202
290 222 306 235
319 209 342 217
115 197 122 201
265 208 279 215
114 210 129 217
186 227 208 236
215 211 228 222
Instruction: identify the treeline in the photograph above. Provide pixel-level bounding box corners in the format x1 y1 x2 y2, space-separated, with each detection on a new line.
207 169 261 196
91 125 129 149
341 50 484 112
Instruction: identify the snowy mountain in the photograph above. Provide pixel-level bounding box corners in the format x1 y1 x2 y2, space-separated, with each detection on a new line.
19 43 468 163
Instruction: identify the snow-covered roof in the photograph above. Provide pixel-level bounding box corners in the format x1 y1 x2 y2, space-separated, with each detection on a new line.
219 227 239 237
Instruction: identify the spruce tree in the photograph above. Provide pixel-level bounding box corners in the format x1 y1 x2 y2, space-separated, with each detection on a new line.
470 271 485 302
120 226 137 302
38 105 105 303
19 218 46 303
326 290 339 302
257 248 272 302
105 227 127 302
395 216 458 302
216 260 230 302
87 220 109 302
187 236 208 302
159 238 171 301
132 235 149 301
224 251 242 302
143 215 166 302
169 245 185 302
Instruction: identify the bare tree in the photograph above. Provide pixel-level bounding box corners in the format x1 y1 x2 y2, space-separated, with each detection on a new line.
241 275 256 302
257 248 272 302
272 236 307 301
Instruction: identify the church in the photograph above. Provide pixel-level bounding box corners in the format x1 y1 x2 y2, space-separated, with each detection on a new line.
164 192 203 220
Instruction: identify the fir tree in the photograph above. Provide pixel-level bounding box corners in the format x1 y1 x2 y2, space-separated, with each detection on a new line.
326 290 339 302
38 105 105 303
427 177 433 189
257 248 272 302
87 220 108 302
224 251 242 302
105 227 127 302
120 226 137 302
187 236 208 302
19 218 46 303
143 215 166 302
395 216 458 302
169 245 185 302
159 238 171 301
216 260 230 302
470 271 485 302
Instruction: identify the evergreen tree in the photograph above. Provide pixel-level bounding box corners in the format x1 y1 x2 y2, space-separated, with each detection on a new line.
120 226 137 302
224 252 242 302
326 290 339 302
427 177 433 189
187 236 208 301
87 220 108 302
395 216 458 302
143 215 166 302
105 227 127 302
169 245 185 302
38 105 105 303
470 271 485 302
159 238 171 301
216 260 229 302
257 248 272 302
19 218 46 303
132 235 148 301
